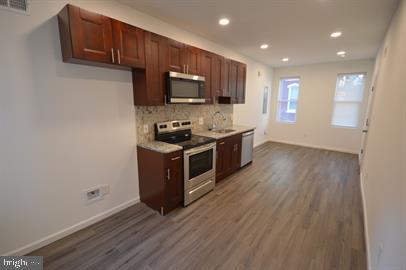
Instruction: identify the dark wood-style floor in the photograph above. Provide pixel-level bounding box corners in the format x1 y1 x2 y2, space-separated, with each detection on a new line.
30 142 367 270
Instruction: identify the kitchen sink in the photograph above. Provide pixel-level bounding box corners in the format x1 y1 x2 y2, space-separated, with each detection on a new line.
212 129 235 134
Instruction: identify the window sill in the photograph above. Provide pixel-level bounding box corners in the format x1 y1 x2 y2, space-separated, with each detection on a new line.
331 124 359 130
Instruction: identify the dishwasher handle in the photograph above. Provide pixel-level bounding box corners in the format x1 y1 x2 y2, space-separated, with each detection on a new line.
242 131 254 137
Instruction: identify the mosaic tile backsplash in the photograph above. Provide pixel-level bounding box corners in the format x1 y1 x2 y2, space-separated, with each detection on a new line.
135 104 233 143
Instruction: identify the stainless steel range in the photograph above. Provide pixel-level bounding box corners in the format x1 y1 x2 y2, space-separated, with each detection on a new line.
155 120 216 206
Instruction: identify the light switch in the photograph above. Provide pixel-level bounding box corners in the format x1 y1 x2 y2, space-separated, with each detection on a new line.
143 124 149 134
198 118 204 125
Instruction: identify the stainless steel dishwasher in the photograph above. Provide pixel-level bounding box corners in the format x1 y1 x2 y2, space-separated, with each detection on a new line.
241 130 254 167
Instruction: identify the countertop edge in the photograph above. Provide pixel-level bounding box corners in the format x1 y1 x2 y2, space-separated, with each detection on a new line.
137 125 255 154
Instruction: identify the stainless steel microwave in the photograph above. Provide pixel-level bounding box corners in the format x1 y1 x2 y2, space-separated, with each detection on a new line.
166 71 205 104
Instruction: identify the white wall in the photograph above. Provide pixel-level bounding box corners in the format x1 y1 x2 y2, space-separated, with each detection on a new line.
268 60 374 153
360 0 406 269
233 65 273 147
0 0 272 255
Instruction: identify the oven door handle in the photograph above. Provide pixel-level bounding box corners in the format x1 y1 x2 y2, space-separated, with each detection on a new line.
184 143 216 156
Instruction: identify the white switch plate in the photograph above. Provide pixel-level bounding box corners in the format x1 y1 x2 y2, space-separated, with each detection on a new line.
198 117 204 125
143 124 149 134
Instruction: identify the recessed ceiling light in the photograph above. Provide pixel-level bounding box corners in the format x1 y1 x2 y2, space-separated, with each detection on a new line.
330 32 342 38
260 44 269 49
337 51 346 56
219 18 230 26
282 58 289 62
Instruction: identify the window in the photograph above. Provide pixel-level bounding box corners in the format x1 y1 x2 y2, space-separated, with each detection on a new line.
331 73 366 128
277 77 300 122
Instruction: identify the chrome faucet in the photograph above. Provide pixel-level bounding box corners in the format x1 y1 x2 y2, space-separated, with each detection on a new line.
211 111 226 130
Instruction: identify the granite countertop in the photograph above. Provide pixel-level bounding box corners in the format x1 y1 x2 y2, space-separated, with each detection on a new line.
195 125 255 140
137 141 183 154
137 125 255 154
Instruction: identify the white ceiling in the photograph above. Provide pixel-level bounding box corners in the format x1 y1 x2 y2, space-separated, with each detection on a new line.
119 0 399 67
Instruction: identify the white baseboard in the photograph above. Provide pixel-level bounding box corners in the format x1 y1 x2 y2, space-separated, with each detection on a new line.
268 138 359 154
3 197 140 256
360 172 371 270
254 139 271 148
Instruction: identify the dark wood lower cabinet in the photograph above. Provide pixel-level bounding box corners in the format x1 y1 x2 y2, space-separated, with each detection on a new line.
137 147 183 215
216 134 242 182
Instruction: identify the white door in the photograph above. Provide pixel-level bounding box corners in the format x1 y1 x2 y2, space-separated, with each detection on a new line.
359 51 383 166
359 85 374 165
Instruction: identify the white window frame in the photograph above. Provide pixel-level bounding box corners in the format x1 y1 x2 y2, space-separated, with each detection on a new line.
277 77 300 123
331 72 366 128
286 83 299 113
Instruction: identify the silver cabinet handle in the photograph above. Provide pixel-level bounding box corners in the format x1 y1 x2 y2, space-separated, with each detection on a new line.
167 169 170 180
117 49 121 64
111 48 115 63
187 65 189 74
183 64 186 73
171 156 180 161
362 130 368 133
219 142 225 145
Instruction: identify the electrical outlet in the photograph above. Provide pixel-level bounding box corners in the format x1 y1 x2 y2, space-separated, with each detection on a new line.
198 117 204 125
85 184 110 204
143 124 149 134
85 187 102 203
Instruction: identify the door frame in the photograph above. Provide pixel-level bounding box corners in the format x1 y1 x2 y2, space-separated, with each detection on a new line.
359 57 381 166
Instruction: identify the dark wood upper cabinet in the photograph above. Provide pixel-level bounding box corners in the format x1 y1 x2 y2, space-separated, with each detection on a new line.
133 32 167 106
112 20 145 68
229 60 239 103
57 4 246 105
167 39 184 73
222 59 231 97
212 54 225 97
218 60 246 104
166 41 201 75
58 4 145 69
137 147 183 215
58 4 114 65
236 63 247 103
184 45 201 75
200 51 227 104
200 51 214 104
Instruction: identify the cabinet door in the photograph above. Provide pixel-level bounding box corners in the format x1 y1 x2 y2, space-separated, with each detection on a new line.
68 5 114 63
229 60 239 103
144 32 167 105
212 55 224 97
185 45 201 75
201 51 214 104
216 139 226 182
167 39 185 73
221 59 231 97
112 20 145 68
236 63 247 103
224 136 235 176
231 134 242 171
164 151 183 214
